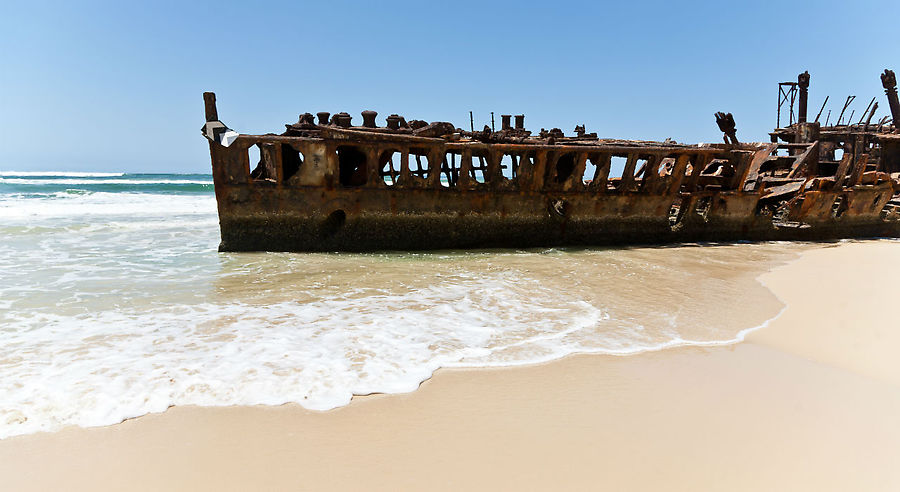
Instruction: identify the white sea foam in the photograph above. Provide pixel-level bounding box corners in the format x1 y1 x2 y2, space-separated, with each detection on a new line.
0 171 126 177
0 267 786 439
0 178 212 185
0 191 216 220
0 177 805 439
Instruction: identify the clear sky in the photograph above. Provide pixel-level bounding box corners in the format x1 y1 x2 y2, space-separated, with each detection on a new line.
1 0 897 173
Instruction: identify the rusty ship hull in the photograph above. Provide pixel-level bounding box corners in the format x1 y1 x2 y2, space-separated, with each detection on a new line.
203 71 900 252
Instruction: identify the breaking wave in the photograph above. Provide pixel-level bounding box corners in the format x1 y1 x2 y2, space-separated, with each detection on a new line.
0 171 126 177
0 191 215 219
0 173 805 439
0 178 213 185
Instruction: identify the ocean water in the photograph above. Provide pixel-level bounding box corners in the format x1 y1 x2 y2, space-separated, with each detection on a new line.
0 172 807 439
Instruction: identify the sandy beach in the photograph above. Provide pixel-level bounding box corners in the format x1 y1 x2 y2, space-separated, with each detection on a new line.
1 240 899 491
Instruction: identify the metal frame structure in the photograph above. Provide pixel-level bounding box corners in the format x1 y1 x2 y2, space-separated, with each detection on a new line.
203 70 900 252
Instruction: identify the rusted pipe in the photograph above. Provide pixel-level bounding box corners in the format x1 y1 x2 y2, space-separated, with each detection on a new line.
882 69 900 133
203 92 218 122
797 71 810 123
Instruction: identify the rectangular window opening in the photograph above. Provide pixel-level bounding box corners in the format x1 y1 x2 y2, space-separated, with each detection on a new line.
408 147 430 182
337 145 368 187
249 143 276 182
608 156 627 179
441 152 463 188
500 154 519 179
379 149 401 186
552 153 577 184
471 152 489 183
282 144 304 182
607 156 628 191
582 157 597 185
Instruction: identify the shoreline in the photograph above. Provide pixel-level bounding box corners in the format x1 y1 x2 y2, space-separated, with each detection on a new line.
2 240 899 490
0 240 797 439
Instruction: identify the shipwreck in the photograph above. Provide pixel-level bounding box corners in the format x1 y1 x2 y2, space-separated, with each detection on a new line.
202 70 900 252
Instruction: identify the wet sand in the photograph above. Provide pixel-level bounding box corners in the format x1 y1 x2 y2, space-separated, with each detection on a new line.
1 240 899 491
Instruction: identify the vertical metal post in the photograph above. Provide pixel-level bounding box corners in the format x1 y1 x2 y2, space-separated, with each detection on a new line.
203 92 218 122
797 71 810 123
777 85 782 128
789 88 796 125
882 69 900 134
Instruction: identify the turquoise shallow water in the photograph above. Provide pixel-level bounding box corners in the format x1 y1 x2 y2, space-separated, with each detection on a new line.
0 172 214 195
0 172 803 438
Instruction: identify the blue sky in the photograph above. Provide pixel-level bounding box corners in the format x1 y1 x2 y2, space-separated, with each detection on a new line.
1 0 897 173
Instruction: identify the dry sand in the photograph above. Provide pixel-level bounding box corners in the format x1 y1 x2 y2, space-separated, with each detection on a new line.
1 240 899 491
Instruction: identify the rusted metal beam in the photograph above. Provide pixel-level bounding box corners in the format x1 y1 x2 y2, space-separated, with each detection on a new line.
847 153 870 187
837 95 855 125
588 154 611 193
786 141 820 179
858 97 877 125
883 69 900 134
618 154 639 192
832 153 854 189
663 154 691 196
814 96 829 123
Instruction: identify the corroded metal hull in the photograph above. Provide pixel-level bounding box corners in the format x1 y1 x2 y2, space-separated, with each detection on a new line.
218 207 900 253
212 177 900 252
203 70 900 252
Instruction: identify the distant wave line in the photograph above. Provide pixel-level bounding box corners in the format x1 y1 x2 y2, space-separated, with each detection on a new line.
0 171 126 177
0 178 213 185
